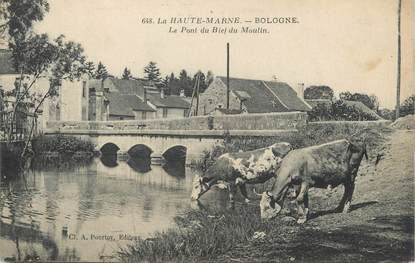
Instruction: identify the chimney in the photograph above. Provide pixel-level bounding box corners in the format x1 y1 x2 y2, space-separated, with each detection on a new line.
143 88 147 103
272 75 278 82
160 88 165 99
179 89 185 97
297 83 304 99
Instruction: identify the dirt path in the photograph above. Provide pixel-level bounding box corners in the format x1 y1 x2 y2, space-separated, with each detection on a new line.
222 129 414 262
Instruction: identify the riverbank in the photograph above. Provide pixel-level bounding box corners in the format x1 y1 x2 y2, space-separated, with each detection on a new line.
31 134 95 164
120 125 414 262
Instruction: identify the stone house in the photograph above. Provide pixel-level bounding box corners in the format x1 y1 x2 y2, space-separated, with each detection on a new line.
194 76 312 115
0 49 89 132
90 78 190 120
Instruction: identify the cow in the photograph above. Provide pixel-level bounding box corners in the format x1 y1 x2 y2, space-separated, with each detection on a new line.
258 139 368 224
191 142 292 206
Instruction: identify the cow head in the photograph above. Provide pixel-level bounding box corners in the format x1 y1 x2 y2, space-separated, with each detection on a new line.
191 175 210 200
271 142 292 158
259 191 281 219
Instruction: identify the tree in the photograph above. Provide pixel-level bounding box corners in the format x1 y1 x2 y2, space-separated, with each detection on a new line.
339 92 378 110
161 75 170 95
400 95 414 117
304 85 334 100
122 67 132 80
167 72 181 95
193 71 207 94
206 70 214 87
143 61 161 84
1 0 90 156
95 61 108 80
84 61 95 77
308 103 333 121
179 69 192 97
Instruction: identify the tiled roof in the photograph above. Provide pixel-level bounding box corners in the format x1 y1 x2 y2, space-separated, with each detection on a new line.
217 77 310 113
264 81 312 111
342 100 383 120
0 50 17 75
106 92 155 117
109 78 156 96
147 94 190 109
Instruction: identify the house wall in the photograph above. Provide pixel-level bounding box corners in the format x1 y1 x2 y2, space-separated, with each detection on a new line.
195 78 240 115
153 107 187 119
0 74 18 91
60 80 83 121
133 111 156 120
166 108 186 119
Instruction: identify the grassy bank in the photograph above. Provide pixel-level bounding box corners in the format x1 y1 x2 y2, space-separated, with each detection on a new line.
120 124 393 262
118 205 290 262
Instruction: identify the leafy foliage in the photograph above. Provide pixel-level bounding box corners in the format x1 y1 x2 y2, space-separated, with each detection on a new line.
33 134 95 154
95 61 108 80
399 95 414 117
304 85 334 100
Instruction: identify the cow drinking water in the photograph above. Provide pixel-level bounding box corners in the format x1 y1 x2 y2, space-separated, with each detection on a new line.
258 139 368 223
191 142 292 205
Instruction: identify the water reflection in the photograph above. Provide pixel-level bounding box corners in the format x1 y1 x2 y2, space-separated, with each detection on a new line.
99 154 118 168
127 158 151 173
0 155 232 262
0 156 195 262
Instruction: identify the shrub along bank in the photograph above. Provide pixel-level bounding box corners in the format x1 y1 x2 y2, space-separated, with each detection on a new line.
32 134 95 158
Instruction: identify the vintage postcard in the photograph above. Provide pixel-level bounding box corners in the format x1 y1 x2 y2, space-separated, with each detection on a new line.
0 0 414 262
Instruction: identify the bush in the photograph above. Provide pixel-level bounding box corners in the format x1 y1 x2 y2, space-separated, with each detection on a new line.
32 134 95 154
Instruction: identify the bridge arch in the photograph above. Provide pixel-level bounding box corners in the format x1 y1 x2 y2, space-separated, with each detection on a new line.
162 145 187 163
100 142 120 155
128 144 153 159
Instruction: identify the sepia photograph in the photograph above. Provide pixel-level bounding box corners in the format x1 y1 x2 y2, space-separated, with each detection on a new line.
0 0 414 262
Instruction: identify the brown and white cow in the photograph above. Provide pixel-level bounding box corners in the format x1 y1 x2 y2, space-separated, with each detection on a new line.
259 139 368 223
191 142 292 205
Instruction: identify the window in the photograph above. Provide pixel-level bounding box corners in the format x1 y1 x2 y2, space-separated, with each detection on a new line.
142 111 146 120
162 108 168 118
82 81 87 97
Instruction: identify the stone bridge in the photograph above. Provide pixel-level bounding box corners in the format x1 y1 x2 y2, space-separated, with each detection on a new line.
44 112 308 164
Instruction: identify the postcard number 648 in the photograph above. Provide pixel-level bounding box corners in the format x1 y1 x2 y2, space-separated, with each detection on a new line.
141 18 153 24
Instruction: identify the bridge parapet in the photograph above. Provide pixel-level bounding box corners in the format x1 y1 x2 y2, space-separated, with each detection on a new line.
46 111 307 132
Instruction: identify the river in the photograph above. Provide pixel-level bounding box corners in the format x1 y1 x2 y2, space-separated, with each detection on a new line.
0 156 228 262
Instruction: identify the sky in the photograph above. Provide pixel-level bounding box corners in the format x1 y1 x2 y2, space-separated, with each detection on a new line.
34 0 414 109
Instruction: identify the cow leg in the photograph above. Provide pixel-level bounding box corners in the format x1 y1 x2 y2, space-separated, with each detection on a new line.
336 178 352 213
304 191 310 216
227 184 237 208
343 175 357 213
296 182 309 224
238 184 250 203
